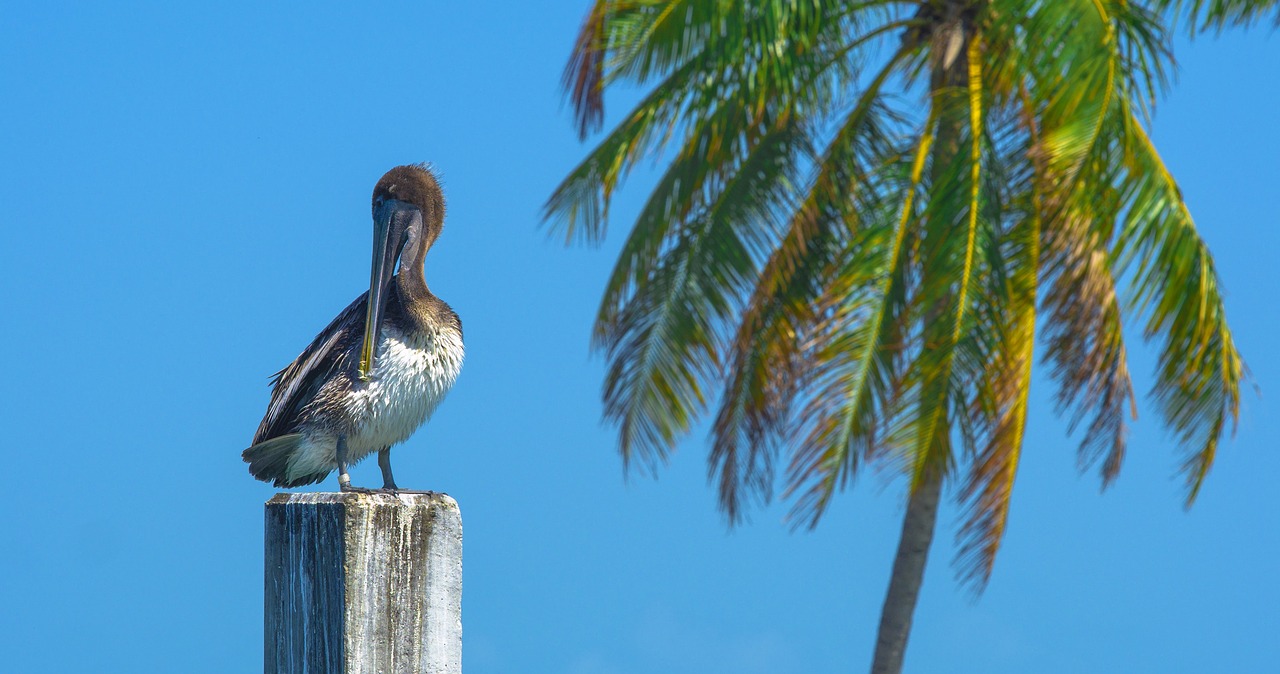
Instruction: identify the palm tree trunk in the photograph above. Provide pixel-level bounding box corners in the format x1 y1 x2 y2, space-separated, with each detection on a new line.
868 467 943 674
870 5 974 671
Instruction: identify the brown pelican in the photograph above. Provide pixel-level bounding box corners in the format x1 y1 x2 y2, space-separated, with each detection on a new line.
243 164 463 491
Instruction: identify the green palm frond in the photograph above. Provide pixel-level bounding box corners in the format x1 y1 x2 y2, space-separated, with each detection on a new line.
1150 0 1280 31
1040 117 1139 487
713 47 911 526
714 222 875 522
784 212 906 526
545 50 712 245
955 87 1042 589
602 0 719 84
592 97 774 339
546 0 890 245
1007 0 1117 179
1001 0 1140 488
1111 0 1175 119
602 113 809 472
1112 104 1245 503
712 63 903 523
563 1 609 139
897 34 989 490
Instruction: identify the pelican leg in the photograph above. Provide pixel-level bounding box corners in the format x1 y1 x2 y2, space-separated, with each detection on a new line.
376 448 434 496
336 436 354 490
377 448 399 491
336 436 372 493
332 437 373 496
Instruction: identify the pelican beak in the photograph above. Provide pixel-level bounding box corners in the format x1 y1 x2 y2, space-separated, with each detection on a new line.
358 200 414 381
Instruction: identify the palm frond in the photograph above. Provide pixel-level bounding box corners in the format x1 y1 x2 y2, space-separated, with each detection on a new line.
602 113 809 473
957 37 985 347
781 88 938 525
954 85 1042 591
1040 169 1138 485
592 97 768 340
1019 0 1116 181
899 35 989 489
1149 0 1280 31
784 213 906 526
712 60 904 523
1110 0 1175 121
544 49 713 245
1112 104 1245 503
546 0 891 246
564 1 609 139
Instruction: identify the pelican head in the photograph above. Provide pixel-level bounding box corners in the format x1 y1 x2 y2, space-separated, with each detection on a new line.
358 164 445 380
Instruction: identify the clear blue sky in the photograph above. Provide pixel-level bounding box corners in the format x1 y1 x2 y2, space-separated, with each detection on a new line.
0 3 1276 672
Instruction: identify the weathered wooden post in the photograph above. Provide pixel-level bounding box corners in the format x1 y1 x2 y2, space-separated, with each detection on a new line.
263 492 462 674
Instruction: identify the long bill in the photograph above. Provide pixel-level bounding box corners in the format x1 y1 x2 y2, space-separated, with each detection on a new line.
358 201 406 381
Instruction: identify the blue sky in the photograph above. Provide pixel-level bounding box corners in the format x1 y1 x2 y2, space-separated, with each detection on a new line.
0 2 1276 672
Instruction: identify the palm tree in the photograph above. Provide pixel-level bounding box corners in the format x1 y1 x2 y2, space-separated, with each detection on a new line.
546 2 1271 672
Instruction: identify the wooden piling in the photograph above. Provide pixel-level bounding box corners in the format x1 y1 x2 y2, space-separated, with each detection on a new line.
263 492 462 673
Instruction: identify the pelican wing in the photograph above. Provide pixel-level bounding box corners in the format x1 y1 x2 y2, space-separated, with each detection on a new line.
253 292 369 443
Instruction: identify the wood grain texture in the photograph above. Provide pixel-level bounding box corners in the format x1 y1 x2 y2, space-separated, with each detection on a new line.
264 492 462 674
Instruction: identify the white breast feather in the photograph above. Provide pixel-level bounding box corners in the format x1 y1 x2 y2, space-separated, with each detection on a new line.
286 324 463 480
350 324 463 452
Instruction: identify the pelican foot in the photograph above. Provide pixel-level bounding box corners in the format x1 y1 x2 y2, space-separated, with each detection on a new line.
380 489 439 496
339 483 377 495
